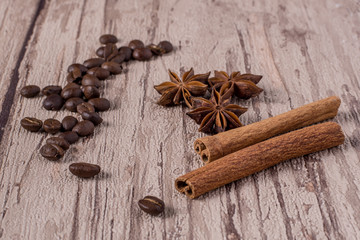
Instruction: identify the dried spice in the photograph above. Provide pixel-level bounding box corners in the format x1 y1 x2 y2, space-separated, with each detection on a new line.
208 71 263 100
154 68 210 108
187 90 247 133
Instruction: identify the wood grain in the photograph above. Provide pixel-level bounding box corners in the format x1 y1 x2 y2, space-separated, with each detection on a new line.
0 0 359 239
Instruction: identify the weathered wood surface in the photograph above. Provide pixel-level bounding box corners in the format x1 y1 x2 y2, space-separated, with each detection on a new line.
0 0 359 239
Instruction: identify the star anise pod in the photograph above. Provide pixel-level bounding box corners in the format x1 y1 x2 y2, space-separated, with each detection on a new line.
208 71 263 100
154 68 210 108
187 90 247 134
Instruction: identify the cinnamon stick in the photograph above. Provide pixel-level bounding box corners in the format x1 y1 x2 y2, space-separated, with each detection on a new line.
194 96 341 163
176 122 344 199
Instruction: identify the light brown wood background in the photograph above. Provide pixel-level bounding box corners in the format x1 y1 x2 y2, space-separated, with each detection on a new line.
0 0 359 239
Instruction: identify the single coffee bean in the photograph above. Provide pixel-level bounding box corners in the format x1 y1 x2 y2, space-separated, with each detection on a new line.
128 39 145 50
77 102 95 115
66 72 81 84
99 34 118 44
82 74 102 87
20 117 42 132
81 112 103 125
118 46 133 61
132 48 153 61
43 118 62 134
67 63 88 73
110 53 125 64
83 58 105 69
63 82 81 90
62 116 78 131
104 43 118 60
147 43 163 55
87 67 110 80
46 137 70 150
82 85 100 99
59 131 79 144
72 120 95 136
20 85 40 98
61 87 82 100
158 41 173 53
138 196 165 215
69 162 101 178
65 97 84 112
96 46 105 58
88 98 110 112
40 144 64 161
101 62 122 74
42 85 62 96
43 94 64 111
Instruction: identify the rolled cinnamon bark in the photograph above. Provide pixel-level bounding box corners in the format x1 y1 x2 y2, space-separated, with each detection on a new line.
176 122 344 199
194 96 341 163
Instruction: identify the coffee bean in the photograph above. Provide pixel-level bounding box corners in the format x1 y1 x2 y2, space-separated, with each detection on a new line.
81 112 103 125
138 196 165 215
67 63 88 73
66 72 81 84
69 162 101 178
147 43 163 56
42 85 62 96
99 34 118 44
82 86 100 99
43 118 62 134
59 131 79 144
88 98 110 111
104 43 118 61
20 85 40 98
65 97 84 112
72 120 95 136
77 102 95 115
20 117 42 132
118 46 132 61
83 58 105 69
110 53 125 64
132 48 153 61
43 94 64 111
62 116 78 131
158 41 173 53
46 137 70 150
129 39 145 50
87 67 110 80
96 46 105 58
40 144 64 161
71 67 83 79
82 74 102 87
101 62 122 74
61 87 82 100
63 82 81 90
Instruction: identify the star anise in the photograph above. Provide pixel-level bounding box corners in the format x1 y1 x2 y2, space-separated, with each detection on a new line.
187 90 247 134
208 71 263 100
154 68 210 108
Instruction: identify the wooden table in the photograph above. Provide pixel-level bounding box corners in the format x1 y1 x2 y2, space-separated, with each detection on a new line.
0 0 359 239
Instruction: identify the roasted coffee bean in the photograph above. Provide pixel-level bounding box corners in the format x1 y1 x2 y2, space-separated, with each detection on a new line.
20 85 40 98
96 46 105 58
104 43 118 60
59 131 79 144
83 58 105 69
158 41 173 53
66 72 82 84
42 85 62 96
40 143 64 161
118 46 132 61
69 162 101 178
65 97 84 112
132 47 153 61
99 34 118 44
147 43 163 55
20 117 42 132
62 116 78 131
138 196 165 215
87 67 110 80
81 112 103 125
43 94 64 111
110 53 125 64
77 102 95 115
63 82 81 90
46 137 70 150
88 98 110 112
129 39 145 50
72 120 95 136
43 118 62 134
82 86 100 99
61 87 82 100
82 74 102 87
101 62 122 74
67 63 88 73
